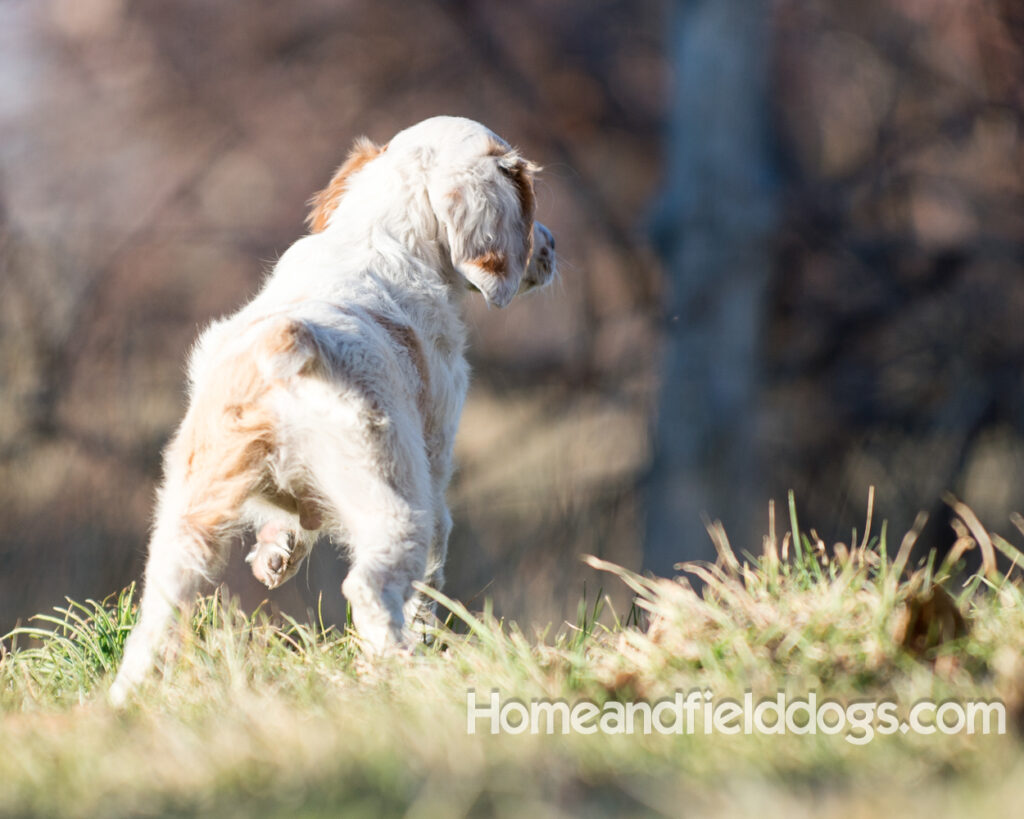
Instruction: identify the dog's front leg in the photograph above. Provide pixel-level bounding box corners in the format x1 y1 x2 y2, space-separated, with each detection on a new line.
303 445 431 653
339 495 432 654
403 498 451 636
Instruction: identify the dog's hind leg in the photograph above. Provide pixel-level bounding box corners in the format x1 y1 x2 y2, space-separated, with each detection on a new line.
110 316 305 703
108 509 230 706
338 483 432 654
110 397 267 704
246 518 317 589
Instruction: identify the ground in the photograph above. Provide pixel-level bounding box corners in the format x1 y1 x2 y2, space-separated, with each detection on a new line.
2 498 1024 818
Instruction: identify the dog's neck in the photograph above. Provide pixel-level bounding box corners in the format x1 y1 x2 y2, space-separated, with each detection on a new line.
316 166 473 321
250 183 468 363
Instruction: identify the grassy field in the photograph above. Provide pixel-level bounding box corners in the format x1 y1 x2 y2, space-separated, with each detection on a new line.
3 495 1024 818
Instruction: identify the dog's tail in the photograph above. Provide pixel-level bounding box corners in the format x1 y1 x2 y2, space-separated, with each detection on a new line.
166 317 320 545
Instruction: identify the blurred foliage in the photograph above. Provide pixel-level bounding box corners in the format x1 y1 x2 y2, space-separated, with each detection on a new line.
1 0 1022 630
0 0 664 630
767 0 1024 551
3 504 1024 816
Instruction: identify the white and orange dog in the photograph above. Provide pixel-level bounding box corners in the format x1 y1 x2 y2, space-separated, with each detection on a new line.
109 116 556 703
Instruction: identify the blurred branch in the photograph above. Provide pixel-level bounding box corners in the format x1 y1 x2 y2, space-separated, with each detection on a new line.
433 0 662 312
29 132 239 440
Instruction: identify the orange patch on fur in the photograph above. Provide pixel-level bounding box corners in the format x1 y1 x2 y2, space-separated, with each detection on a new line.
509 162 536 227
175 319 311 542
306 137 386 233
492 148 538 228
365 309 431 422
469 250 508 277
498 154 538 262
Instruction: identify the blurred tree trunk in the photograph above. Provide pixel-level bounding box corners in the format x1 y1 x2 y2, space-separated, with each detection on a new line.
644 0 778 575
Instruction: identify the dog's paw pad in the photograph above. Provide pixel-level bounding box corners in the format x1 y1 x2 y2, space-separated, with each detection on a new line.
246 524 298 589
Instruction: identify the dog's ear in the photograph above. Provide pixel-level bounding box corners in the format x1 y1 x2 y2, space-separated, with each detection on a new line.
307 138 386 233
435 153 537 308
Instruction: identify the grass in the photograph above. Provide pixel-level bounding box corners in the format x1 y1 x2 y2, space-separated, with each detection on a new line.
2 493 1024 818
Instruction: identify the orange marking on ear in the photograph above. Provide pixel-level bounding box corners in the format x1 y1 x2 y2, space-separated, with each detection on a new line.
469 250 508 277
306 137 386 233
509 161 536 225
500 155 538 262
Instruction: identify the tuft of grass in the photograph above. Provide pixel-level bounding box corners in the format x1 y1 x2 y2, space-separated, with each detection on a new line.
2 494 1024 818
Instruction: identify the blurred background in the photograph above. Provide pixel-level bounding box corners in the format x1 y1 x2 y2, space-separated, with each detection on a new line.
1 0 1021 632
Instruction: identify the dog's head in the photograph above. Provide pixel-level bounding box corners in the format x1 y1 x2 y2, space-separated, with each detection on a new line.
307 116 556 308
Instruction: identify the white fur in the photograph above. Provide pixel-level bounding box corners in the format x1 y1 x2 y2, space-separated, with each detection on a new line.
109 117 556 704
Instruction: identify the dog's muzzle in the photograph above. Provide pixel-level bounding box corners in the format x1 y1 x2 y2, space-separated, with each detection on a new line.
520 221 557 293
